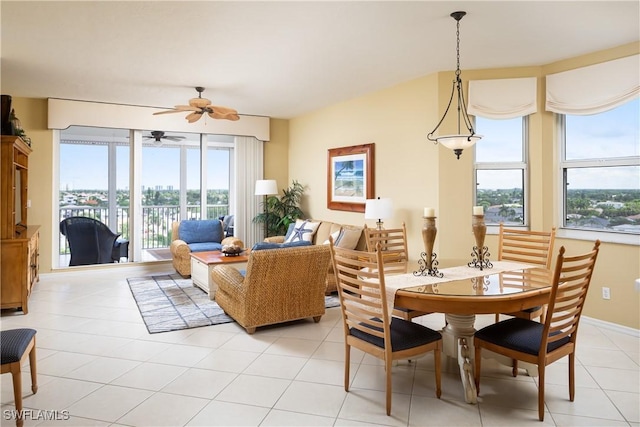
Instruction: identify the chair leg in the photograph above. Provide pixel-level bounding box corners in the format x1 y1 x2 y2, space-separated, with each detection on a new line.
569 352 575 402
10 364 23 427
29 342 38 394
512 359 518 377
495 313 500 322
344 344 350 392
434 348 442 399
385 357 392 416
474 345 482 394
538 364 546 421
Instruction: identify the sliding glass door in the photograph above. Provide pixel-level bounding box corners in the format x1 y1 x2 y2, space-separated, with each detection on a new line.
57 127 234 268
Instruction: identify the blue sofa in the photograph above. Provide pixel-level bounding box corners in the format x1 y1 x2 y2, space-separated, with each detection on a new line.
170 219 242 277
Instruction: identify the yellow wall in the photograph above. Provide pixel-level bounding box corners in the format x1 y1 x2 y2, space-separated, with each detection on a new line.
12 42 640 329
265 118 290 194
289 72 440 241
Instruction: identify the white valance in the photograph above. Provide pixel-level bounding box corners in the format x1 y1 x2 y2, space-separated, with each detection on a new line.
467 77 537 119
545 54 640 115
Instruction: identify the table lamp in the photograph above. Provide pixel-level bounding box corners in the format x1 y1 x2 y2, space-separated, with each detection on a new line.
255 179 278 238
364 197 393 230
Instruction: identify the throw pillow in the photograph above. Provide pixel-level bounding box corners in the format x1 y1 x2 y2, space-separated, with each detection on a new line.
251 242 281 251
283 222 296 240
251 240 313 251
323 227 362 249
179 219 223 244
284 219 320 243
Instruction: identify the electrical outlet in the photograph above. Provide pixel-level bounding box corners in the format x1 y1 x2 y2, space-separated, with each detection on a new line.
602 287 611 300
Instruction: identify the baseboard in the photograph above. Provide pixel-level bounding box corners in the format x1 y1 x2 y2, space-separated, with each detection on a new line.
582 315 640 337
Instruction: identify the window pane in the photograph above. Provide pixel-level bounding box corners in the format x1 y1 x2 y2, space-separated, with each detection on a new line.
186 146 201 219
142 144 180 246
476 169 524 225
116 145 130 240
565 99 639 160
564 166 640 233
475 117 523 162
207 147 230 219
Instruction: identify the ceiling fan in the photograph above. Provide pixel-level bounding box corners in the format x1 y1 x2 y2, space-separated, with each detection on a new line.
143 131 186 146
144 131 186 143
153 87 240 123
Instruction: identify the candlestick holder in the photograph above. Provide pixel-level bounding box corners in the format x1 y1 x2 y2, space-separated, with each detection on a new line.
468 214 492 270
414 216 443 278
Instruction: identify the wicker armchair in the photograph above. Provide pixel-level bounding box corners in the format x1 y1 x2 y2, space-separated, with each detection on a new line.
211 245 332 334
170 220 243 277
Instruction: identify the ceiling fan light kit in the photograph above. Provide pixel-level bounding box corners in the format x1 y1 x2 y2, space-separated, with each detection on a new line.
153 87 240 123
427 11 482 159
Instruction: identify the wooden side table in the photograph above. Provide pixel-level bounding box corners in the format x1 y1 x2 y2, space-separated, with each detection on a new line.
190 250 250 299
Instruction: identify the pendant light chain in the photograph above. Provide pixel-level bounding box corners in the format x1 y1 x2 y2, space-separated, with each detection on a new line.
455 18 461 79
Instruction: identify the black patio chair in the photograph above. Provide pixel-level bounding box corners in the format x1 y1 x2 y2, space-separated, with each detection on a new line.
59 216 121 266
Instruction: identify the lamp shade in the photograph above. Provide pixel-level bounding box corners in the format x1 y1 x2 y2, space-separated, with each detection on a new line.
364 198 393 220
437 135 482 151
255 179 278 196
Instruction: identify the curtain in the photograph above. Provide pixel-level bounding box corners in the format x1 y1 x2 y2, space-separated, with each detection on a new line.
468 77 537 119
545 54 640 115
234 136 264 249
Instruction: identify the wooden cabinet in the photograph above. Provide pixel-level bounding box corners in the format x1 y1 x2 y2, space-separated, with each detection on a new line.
1 136 39 314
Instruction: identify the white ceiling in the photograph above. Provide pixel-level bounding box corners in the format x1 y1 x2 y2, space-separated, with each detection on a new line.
1 1 638 120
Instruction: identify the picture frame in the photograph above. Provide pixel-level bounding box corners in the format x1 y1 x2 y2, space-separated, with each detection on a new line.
327 143 374 212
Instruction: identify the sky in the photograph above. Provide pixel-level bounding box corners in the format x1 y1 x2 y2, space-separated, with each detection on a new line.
60 144 230 191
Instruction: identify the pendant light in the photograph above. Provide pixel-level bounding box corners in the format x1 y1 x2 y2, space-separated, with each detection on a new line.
427 11 482 159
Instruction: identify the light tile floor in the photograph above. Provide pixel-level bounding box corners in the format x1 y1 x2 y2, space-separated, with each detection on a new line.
1 265 638 426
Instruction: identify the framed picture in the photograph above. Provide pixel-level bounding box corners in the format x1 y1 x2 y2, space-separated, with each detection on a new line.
327 143 374 212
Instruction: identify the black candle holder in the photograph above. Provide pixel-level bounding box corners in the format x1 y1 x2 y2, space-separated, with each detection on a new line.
414 251 444 278
468 246 493 270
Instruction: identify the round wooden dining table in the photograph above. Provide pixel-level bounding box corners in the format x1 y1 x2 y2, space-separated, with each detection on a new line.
388 263 553 404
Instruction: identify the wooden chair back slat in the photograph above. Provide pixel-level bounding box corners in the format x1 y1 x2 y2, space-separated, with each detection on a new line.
498 223 556 268
541 242 600 352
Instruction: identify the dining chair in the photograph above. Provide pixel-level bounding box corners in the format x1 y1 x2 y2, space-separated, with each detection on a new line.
496 224 556 322
329 240 442 416
363 222 430 320
1 328 38 427
474 240 600 421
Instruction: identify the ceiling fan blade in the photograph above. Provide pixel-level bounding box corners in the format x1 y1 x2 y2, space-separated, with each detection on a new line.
185 111 203 123
173 105 200 111
153 109 186 115
210 105 238 115
189 98 212 108
208 111 240 121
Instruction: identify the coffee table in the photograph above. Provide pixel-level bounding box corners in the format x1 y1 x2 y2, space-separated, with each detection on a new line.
190 250 250 299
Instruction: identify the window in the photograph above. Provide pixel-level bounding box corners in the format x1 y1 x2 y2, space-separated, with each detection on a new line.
561 98 640 235
474 116 528 226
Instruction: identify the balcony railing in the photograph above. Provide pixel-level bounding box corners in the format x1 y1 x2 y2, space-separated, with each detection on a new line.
58 205 229 256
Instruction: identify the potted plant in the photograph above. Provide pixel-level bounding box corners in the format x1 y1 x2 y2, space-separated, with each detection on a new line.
253 180 305 237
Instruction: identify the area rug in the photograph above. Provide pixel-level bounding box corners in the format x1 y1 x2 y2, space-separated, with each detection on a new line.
127 273 341 334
